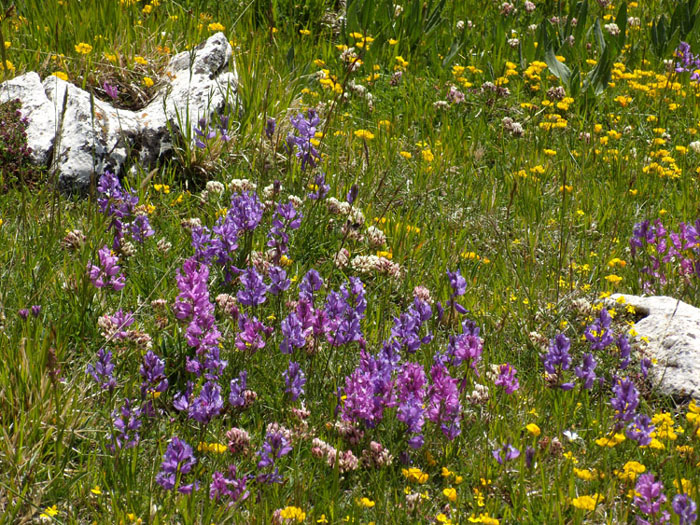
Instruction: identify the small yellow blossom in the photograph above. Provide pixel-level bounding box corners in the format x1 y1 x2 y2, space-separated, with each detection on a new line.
443 487 457 502
208 22 225 31
572 494 604 511
51 71 68 80
354 129 375 140
526 423 541 436
279 506 306 522
143 76 154 88
299 29 311 36
357 497 375 508
75 42 93 54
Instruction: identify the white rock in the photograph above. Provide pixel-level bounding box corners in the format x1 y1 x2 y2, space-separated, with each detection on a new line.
0 72 56 164
609 294 700 400
0 32 239 193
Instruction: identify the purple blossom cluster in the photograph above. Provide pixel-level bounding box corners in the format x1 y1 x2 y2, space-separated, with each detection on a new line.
630 218 700 292
287 109 321 170
97 171 154 249
675 42 700 82
87 245 126 291
156 437 198 494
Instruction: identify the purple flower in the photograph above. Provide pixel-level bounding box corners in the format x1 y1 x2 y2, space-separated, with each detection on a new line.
87 245 126 291
493 443 520 464
267 202 302 262
626 414 655 446
283 361 306 401
235 314 268 352
341 350 395 427
31 305 41 317
395 362 427 446
584 308 614 351
268 266 291 295
87 348 117 392
156 437 198 493
391 298 433 354
139 351 169 398
229 191 264 232
299 269 324 303
634 473 669 524
237 267 267 306
672 494 697 525
188 381 224 424
542 333 571 374
280 312 308 354
495 363 520 394
324 278 366 347
109 399 142 451
447 331 483 372
447 269 467 297
129 213 154 243
426 363 462 440
103 81 119 100
287 110 321 170
265 117 276 139
229 371 247 407
210 465 250 506
307 172 330 200
18 308 29 320
617 334 632 370
574 353 597 390
346 184 358 205
257 431 292 469
611 377 639 423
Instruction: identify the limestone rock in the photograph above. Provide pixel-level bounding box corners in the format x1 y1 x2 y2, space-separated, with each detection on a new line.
0 71 56 165
609 294 700 400
0 32 239 193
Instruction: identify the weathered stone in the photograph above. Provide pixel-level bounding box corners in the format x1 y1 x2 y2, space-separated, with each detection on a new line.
0 32 239 193
0 71 56 165
609 294 700 400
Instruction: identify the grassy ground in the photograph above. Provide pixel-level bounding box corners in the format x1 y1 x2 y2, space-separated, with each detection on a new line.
1 0 700 523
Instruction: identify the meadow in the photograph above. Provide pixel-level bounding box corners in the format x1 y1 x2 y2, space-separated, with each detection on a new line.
1 0 700 523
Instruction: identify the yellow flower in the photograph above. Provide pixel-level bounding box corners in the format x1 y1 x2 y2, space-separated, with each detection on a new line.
317 515 329 524
279 506 306 522
468 513 499 524
74 42 93 54
299 29 311 36
90 485 102 495
573 468 599 481
595 432 626 447
402 467 429 483
571 494 604 511
388 38 398 45
399 151 412 159
615 461 646 481
605 274 622 284
134 55 148 65
52 71 68 81
1 59 14 71
354 129 375 140
143 76 154 88
421 149 434 162
443 487 457 502
357 497 375 508
208 22 225 31
40 505 59 518
526 423 541 437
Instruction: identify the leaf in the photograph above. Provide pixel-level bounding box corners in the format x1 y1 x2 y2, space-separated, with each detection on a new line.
573 0 588 48
615 1 627 50
285 43 295 70
545 48 572 88
593 18 606 51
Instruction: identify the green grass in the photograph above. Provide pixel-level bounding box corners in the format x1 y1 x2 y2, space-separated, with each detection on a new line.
1 0 700 523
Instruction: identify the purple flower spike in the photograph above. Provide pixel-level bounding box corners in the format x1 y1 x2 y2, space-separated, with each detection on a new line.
156 436 198 493
672 494 697 525
633 473 669 524
495 363 520 394
493 443 520 465
283 361 306 401
88 245 126 291
237 267 267 306
87 348 117 392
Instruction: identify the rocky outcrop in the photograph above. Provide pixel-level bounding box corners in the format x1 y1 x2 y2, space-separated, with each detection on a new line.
0 32 239 193
610 294 700 400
